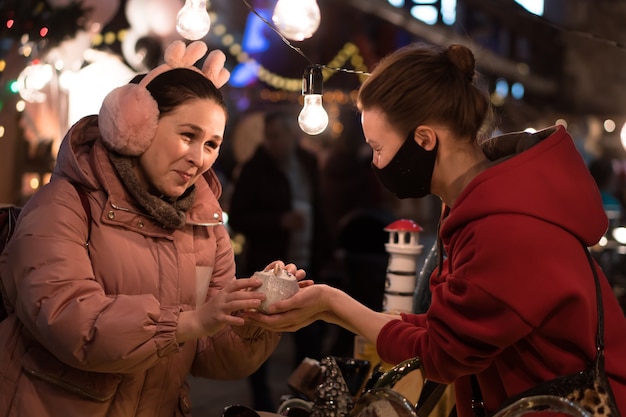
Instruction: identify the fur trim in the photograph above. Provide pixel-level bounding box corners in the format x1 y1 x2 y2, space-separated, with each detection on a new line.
109 152 195 230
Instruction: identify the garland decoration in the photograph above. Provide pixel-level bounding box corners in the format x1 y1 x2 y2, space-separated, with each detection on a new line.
211 17 369 92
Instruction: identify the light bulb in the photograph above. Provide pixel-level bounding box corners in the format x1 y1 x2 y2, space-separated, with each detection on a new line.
298 65 328 135
299 95 328 135
176 0 210 41
272 0 320 41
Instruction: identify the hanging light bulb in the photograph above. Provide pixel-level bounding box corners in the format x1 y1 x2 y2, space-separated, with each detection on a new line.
272 0 321 41
298 65 328 135
176 0 211 41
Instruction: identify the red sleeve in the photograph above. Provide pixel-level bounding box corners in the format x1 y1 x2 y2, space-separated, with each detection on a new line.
377 280 532 383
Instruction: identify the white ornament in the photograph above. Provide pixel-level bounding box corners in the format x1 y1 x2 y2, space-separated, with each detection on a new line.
252 264 299 314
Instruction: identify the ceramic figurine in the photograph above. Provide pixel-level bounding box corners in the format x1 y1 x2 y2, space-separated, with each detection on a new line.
252 264 299 314
383 219 423 313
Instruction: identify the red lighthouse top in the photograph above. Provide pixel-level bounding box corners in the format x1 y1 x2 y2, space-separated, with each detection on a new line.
384 219 423 232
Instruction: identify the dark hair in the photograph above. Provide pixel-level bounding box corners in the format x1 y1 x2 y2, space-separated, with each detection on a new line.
357 43 492 141
144 68 228 120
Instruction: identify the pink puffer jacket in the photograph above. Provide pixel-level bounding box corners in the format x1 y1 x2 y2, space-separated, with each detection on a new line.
0 116 280 417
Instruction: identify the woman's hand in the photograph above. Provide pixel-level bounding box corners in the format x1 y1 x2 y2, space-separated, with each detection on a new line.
263 260 313 288
242 284 334 332
243 284 396 344
177 277 265 343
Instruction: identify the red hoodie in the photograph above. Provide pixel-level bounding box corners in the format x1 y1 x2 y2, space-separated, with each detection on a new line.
377 125 626 416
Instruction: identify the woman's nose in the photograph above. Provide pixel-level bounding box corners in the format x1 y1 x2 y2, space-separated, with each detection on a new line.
187 143 204 167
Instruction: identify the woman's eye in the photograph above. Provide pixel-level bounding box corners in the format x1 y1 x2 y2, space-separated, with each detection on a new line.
204 140 219 150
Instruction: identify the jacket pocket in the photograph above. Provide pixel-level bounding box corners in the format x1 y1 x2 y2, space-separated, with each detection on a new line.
21 345 123 402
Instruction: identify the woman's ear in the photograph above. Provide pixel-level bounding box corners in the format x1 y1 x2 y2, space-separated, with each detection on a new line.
414 126 438 150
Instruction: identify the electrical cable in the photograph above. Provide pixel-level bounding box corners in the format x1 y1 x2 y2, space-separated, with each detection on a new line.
240 0 370 76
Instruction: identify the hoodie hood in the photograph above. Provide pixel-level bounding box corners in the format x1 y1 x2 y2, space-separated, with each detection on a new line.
442 125 607 246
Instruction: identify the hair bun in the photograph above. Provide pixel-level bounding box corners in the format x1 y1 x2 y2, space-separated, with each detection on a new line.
446 44 476 82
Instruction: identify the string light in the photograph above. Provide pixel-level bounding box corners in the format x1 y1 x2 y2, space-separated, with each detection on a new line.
272 0 321 41
176 0 211 41
213 5 369 90
249 42 367 91
217 1 372 135
298 65 328 135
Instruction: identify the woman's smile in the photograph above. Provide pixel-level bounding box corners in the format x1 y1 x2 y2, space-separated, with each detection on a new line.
175 170 194 182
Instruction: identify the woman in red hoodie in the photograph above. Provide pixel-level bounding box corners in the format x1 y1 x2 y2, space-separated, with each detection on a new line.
246 42 626 416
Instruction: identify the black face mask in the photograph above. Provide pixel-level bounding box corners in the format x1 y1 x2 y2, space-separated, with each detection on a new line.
371 132 438 199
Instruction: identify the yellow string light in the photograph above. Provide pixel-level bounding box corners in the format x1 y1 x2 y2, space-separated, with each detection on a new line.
80 13 369 93
210 17 369 92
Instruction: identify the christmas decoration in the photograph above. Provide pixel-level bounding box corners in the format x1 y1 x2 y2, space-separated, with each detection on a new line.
0 0 90 54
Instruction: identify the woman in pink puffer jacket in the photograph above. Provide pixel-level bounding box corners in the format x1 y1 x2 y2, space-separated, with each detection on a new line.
0 41 298 417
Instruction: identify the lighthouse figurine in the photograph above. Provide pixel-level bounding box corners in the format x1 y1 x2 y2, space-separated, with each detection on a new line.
353 218 424 373
383 219 423 313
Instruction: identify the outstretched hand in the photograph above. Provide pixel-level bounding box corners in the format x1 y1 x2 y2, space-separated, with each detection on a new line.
242 276 395 346
242 284 332 332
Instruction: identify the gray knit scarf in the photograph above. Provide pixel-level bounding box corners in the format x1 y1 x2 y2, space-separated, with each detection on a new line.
109 152 196 230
